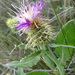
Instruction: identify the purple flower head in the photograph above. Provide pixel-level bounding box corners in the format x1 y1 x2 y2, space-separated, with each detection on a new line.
14 0 45 34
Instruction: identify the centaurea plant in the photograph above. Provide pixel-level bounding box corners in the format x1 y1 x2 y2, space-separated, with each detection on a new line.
6 0 65 75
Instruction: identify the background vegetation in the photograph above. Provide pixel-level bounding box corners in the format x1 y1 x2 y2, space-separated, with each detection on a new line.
0 0 75 75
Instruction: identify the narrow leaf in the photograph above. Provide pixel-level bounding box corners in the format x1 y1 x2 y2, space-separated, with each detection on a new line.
17 68 24 75
43 50 65 75
42 53 55 69
6 51 42 68
26 71 50 75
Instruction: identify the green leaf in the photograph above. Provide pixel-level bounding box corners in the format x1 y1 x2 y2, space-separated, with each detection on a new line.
41 45 65 75
45 50 65 75
6 51 42 68
55 20 75 63
42 53 55 69
26 71 50 75
17 68 24 75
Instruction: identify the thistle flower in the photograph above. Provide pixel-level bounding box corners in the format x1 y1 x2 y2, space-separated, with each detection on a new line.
13 0 45 34
11 0 53 49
